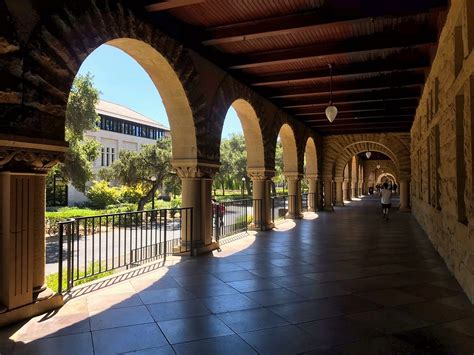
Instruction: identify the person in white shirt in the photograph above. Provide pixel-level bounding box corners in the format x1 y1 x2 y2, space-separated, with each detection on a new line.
380 182 392 220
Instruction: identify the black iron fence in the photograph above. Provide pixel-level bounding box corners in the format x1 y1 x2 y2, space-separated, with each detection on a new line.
271 195 288 222
58 207 193 293
212 199 262 242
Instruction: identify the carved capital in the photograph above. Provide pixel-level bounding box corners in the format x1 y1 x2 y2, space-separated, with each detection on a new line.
284 172 304 181
247 168 275 181
172 159 220 179
0 147 64 172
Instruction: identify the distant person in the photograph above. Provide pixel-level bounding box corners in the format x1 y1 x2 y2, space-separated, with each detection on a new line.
393 183 398 194
212 198 225 227
380 182 392 220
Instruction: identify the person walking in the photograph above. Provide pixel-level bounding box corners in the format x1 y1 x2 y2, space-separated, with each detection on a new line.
380 182 392 220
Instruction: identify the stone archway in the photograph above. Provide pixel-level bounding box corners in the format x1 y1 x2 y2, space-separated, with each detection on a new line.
322 133 410 211
304 137 319 211
278 123 302 218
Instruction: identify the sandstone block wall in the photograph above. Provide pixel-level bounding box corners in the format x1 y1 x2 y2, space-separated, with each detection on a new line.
411 0 474 302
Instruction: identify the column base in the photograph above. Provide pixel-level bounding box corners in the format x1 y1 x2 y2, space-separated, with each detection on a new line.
322 206 334 212
249 222 274 231
334 202 345 207
34 285 55 301
286 212 303 219
0 291 63 328
399 206 411 212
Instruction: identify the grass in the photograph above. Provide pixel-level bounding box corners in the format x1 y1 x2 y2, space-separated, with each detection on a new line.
46 261 114 293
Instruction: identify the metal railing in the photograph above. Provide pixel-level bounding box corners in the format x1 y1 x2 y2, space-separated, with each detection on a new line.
271 195 288 223
301 193 308 211
58 207 193 293
212 199 262 242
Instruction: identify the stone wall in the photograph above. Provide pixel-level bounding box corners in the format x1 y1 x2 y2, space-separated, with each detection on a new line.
411 0 474 302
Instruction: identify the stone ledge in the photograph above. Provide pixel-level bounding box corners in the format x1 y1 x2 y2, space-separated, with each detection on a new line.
0 292 63 328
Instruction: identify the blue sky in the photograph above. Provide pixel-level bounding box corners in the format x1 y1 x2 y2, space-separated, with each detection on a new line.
77 44 242 138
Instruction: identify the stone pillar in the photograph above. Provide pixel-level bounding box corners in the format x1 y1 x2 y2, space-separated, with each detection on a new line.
399 179 411 212
323 177 334 211
0 144 65 327
334 178 344 206
316 178 323 211
173 160 220 253
307 174 318 212
248 169 274 230
285 173 303 219
342 179 349 201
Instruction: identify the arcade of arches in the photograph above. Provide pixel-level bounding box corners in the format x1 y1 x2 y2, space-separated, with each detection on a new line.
0 0 474 328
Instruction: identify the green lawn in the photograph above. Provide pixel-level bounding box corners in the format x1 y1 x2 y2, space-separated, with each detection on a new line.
47 261 114 293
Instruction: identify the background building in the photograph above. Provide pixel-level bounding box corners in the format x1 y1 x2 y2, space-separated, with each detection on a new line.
67 100 170 205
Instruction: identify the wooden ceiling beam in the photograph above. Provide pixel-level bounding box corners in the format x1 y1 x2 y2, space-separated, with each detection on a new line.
290 99 419 114
302 110 415 121
279 87 421 108
306 115 413 124
251 61 429 87
317 125 412 135
146 0 206 12
203 7 446 46
264 73 424 99
228 32 436 69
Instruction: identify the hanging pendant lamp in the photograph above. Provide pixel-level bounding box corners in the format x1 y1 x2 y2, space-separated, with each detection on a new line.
366 151 372 159
325 64 337 123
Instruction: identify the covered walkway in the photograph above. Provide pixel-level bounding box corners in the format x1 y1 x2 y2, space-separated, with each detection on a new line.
2 197 473 354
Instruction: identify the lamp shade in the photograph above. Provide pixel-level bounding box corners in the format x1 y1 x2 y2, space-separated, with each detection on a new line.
376 164 381 169
365 151 372 159
325 105 338 122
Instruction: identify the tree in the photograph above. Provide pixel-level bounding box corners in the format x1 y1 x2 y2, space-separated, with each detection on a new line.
48 73 101 193
215 134 251 196
100 138 175 210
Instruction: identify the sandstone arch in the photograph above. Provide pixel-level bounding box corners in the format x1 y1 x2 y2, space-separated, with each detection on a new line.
304 137 318 177
322 133 410 179
22 1 204 161
279 124 299 175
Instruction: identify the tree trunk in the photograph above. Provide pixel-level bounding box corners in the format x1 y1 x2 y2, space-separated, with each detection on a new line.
245 177 251 196
221 181 225 196
271 181 276 195
137 183 159 211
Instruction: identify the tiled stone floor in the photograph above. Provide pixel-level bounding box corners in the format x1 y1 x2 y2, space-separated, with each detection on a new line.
2 196 474 354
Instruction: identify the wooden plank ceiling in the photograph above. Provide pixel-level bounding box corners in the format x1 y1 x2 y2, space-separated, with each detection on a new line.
143 0 448 135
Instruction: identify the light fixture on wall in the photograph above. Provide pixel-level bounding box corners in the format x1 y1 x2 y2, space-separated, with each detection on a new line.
365 151 371 159
325 64 337 123
376 163 381 169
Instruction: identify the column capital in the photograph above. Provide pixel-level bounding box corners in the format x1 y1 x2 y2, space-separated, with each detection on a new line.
172 159 220 179
306 173 318 180
284 172 304 181
0 141 66 173
334 177 344 183
247 168 275 181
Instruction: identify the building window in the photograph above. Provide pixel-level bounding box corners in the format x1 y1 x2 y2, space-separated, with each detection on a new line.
106 147 110 167
101 147 105 167
111 148 115 164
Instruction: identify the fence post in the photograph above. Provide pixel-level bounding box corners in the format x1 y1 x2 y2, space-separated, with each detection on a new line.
58 223 63 294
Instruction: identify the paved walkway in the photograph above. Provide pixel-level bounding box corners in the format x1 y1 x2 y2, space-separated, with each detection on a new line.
2 196 474 354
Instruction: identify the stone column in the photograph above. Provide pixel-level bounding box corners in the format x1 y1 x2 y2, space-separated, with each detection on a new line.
399 178 411 212
248 169 274 230
285 173 303 219
307 174 318 212
316 177 323 211
334 178 344 206
323 177 334 211
0 144 65 327
342 179 349 201
173 160 220 253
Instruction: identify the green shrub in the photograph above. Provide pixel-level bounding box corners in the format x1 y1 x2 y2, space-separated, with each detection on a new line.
87 181 121 209
119 185 146 204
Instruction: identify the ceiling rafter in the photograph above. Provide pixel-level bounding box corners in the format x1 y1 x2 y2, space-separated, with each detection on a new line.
203 7 446 46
